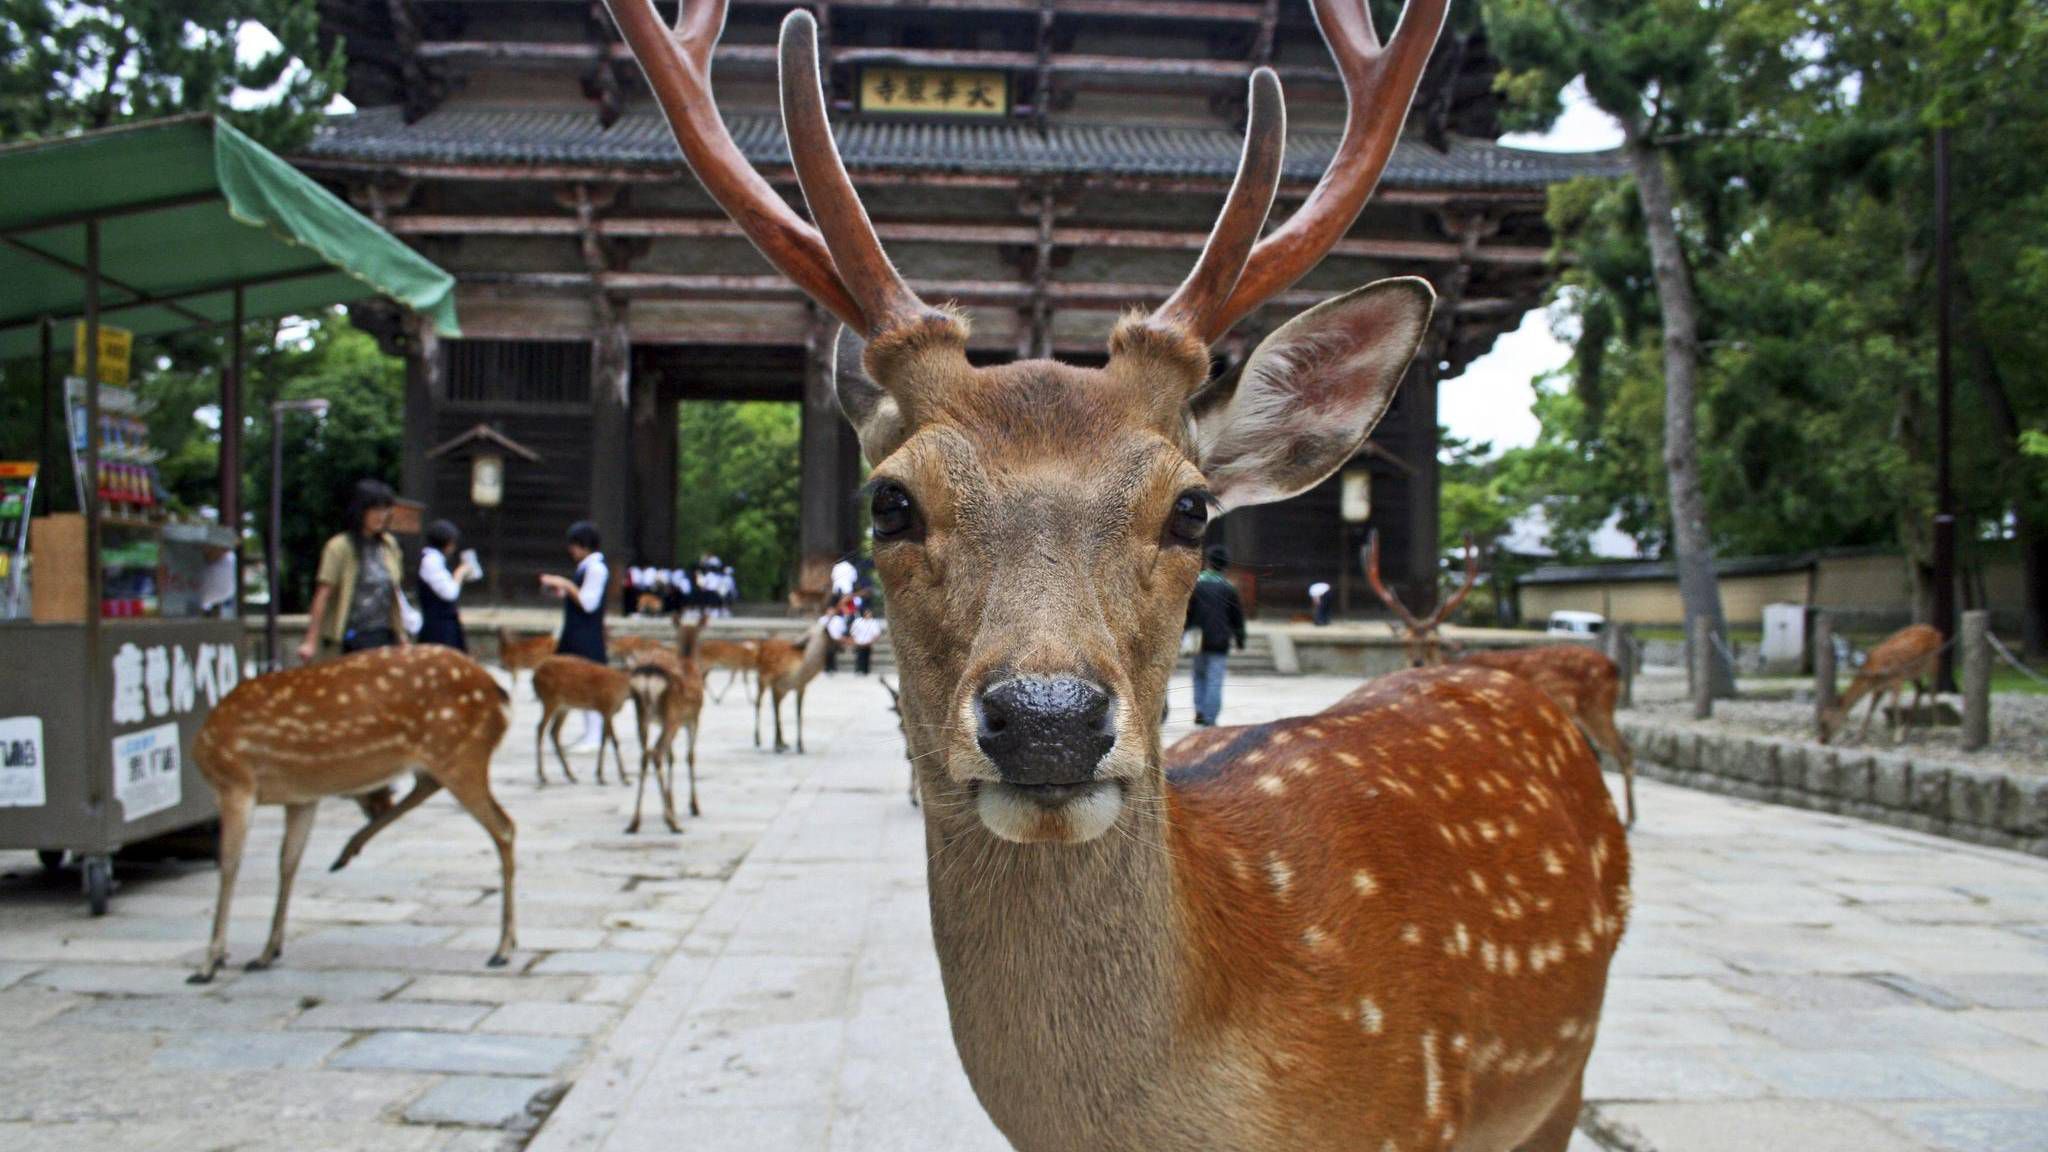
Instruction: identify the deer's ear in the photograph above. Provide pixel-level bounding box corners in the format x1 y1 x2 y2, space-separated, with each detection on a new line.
1192 278 1433 512
833 327 907 461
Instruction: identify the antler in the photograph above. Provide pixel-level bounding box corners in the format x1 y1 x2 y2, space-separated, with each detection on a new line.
1148 68 1286 340
1423 531 1479 629
601 0 931 337
1186 0 1451 344
1365 529 1425 633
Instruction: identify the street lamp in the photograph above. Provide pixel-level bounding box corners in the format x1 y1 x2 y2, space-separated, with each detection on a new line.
266 398 330 668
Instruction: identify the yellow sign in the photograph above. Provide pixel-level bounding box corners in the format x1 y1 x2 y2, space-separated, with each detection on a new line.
859 67 1008 117
72 322 133 386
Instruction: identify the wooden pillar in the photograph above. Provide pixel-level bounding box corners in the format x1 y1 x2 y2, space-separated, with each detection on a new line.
589 303 632 563
1960 609 1990 751
630 376 677 566
799 314 858 595
1813 612 1837 712
1400 355 1442 604
400 316 441 512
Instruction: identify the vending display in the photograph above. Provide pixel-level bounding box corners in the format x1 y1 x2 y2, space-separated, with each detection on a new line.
64 378 165 516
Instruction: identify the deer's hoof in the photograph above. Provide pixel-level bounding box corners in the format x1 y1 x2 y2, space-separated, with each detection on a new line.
186 969 217 986
486 953 510 969
244 956 275 972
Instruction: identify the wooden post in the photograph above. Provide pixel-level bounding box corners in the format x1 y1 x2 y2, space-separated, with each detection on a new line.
1961 609 1990 751
1605 624 1634 709
1813 612 1837 713
1691 615 1714 720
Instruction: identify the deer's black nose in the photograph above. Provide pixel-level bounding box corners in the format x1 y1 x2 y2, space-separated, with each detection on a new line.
975 676 1115 786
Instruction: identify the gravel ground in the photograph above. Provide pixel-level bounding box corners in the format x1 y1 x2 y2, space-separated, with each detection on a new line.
1630 668 2048 777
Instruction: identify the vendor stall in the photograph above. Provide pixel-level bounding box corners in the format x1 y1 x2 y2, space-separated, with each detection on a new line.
0 115 458 912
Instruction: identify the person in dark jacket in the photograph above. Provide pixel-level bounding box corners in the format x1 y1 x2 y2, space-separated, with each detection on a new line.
416 519 476 650
1184 545 1247 726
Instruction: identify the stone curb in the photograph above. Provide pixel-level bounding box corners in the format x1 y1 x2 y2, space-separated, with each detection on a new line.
1619 718 2048 859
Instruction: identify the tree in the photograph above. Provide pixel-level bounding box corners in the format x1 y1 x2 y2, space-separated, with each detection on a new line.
0 0 339 149
674 402 803 603
1487 0 1807 694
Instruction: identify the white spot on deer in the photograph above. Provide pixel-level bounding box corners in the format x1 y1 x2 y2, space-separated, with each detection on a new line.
1258 774 1286 795
1302 925 1333 952
1502 948 1521 977
1264 854 1293 895
1302 726 1325 740
1335 750 1361 768
1352 869 1378 896
1481 940 1500 973
1358 997 1385 1034
1421 1031 1443 1117
1400 924 1422 946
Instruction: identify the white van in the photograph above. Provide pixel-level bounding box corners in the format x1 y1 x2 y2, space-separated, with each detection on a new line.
1545 610 1606 638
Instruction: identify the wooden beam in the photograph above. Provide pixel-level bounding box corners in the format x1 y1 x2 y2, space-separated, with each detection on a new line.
440 0 1272 24
388 213 1553 265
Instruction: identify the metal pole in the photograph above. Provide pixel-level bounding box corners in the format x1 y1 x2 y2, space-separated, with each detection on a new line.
1960 609 1990 751
1932 124 1958 691
37 317 54 515
267 407 283 668
223 287 244 621
83 220 105 817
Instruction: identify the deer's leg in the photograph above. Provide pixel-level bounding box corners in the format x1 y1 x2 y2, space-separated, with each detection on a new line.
1583 713 1636 827
753 678 765 747
795 686 806 754
1514 1072 1585 1152
610 714 631 787
773 688 788 753
190 788 253 984
683 722 699 820
1858 691 1883 743
548 711 579 784
250 800 319 970
627 732 653 837
535 707 553 786
440 764 517 967
331 774 443 872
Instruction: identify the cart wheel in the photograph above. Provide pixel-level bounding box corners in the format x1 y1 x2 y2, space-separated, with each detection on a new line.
37 849 66 872
83 856 113 916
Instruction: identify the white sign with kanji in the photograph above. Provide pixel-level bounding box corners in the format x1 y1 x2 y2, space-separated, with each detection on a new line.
112 721 181 822
0 716 45 808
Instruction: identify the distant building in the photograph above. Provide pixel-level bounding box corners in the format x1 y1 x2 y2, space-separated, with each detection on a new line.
304 0 1618 608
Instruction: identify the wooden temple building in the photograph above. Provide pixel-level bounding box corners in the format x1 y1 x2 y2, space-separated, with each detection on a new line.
303 0 1618 611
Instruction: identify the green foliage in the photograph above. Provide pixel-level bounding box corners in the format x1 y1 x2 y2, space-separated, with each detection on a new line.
0 0 340 149
675 402 803 603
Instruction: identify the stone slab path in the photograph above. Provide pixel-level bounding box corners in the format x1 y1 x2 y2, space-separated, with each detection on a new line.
3 671 2046 1151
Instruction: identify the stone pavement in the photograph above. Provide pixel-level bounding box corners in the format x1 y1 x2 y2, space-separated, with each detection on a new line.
3 672 2046 1151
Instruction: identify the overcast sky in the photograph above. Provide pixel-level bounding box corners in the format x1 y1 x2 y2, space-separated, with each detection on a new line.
1440 80 1624 454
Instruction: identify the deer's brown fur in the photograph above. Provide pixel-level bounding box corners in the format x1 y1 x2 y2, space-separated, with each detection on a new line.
188 646 516 982
1820 623 1945 745
752 622 830 753
626 649 706 832
1453 645 1636 826
530 655 633 785
495 628 555 691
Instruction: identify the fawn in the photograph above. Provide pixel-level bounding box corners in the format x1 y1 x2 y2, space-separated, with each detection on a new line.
530 654 633 785
605 0 1627 1146
626 648 707 832
188 645 516 982
1819 623 1945 745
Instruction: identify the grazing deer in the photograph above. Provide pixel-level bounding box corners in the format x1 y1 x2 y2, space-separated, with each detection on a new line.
531 655 633 785
753 621 830 753
1453 645 1637 827
604 0 1627 1148
188 646 516 982
495 627 555 691
1819 623 1945 745
626 649 706 832
1368 529 1480 668
677 618 761 702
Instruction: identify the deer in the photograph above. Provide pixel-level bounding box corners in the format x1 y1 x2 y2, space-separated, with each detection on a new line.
495 627 555 692
603 0 1627 1148
1819 622 1945 745
881 675 916 805
530 654 633 786
608 633 671 667
1449 645 1637 827
752 619 830 753
187 645 516 983
1368 528 1480 668
626 648 706 832
677 617 762 702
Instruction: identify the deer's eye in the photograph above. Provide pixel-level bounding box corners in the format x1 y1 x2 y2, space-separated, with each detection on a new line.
870 482 920 541
1166 490 1210 548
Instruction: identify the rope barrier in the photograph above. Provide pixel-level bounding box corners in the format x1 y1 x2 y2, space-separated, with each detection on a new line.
1986 631 2048 686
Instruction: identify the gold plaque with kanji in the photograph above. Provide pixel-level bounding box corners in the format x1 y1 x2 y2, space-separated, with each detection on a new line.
859 67 1009 116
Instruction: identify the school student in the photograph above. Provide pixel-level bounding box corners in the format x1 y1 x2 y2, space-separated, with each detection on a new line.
540 521 610 749
849 608 883 675
417 519 476 650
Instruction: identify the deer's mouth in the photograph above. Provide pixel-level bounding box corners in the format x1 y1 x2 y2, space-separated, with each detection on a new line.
975 779 1124 844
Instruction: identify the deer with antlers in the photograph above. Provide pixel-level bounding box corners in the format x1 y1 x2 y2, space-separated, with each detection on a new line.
188 646 516 982
1819 623 1945 745
603 0 1626 1147
626 648 706 832
1368 529 1479 668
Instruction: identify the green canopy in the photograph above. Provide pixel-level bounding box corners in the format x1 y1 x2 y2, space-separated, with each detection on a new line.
0 115 458 360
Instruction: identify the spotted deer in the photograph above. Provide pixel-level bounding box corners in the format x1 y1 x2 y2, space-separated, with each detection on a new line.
188 646 516 982
1368 529 1480 668
1819 623 1944 745
604 0 1628 1147
1448 645 1637 827
752 620 830 753
626 648 706 832
530 655 633 785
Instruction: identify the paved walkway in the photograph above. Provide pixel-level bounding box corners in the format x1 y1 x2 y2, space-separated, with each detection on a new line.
3 673 2046 1151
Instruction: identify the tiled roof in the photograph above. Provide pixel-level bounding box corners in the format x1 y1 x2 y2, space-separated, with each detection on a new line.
308 105 1624 189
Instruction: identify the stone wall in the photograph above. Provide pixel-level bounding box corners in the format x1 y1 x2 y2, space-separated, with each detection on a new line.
1619 718 2048 859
